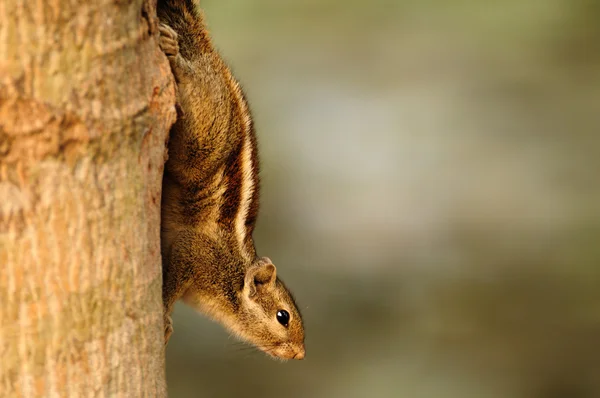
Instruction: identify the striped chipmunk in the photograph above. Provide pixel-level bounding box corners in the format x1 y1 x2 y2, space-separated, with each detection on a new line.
157 0 305 360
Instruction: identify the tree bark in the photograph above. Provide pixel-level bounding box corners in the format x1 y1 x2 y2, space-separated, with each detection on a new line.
0 0 175 396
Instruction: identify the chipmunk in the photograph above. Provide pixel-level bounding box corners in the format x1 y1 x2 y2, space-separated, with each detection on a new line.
157 0 305 360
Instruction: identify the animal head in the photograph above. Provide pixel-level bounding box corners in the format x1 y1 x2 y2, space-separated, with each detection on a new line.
230 257 305 360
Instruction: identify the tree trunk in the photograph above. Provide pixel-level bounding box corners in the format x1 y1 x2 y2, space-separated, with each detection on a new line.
0 0 175 396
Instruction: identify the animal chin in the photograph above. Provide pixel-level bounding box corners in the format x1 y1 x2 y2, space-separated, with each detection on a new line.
269 353 292 361
261 344 302 361
258 345 283 360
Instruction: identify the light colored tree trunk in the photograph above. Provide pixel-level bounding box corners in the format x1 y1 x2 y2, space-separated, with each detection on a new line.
0 0 175 396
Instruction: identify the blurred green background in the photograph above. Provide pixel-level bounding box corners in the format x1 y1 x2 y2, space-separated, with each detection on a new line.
165 1 600 397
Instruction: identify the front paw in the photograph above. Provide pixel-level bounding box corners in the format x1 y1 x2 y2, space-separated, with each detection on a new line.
159 23 179 58
164 314 174 346
158 23 191 82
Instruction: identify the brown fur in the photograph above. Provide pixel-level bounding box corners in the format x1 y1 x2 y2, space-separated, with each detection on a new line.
158 0 305 360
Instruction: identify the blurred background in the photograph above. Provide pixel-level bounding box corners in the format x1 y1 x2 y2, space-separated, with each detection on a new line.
165 1 600 397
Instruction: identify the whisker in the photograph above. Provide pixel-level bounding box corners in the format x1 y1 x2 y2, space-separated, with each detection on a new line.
228 341 280 349
230 345 257 350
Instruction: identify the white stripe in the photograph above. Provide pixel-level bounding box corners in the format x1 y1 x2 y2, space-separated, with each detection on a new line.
233 83 254 257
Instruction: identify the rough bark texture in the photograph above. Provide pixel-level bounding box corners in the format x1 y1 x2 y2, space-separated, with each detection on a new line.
0 0 175 396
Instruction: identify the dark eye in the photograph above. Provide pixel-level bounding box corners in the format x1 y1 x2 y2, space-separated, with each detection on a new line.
276 310 290 326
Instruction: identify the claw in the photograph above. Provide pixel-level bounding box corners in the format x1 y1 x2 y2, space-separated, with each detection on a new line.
164 314 174 346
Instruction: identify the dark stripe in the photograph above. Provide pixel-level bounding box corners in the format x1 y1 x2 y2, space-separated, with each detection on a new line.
218 106 243 228
244 119 261 239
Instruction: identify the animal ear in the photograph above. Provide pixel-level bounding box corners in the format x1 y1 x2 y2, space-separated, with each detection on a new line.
245 257 277 297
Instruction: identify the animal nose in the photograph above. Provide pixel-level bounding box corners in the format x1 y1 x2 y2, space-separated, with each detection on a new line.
294 346 305 360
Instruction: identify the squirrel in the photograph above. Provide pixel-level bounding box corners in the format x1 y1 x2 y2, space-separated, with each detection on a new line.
157 0 305 360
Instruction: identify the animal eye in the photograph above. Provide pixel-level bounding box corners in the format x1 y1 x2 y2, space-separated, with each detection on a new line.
276 310 290 326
